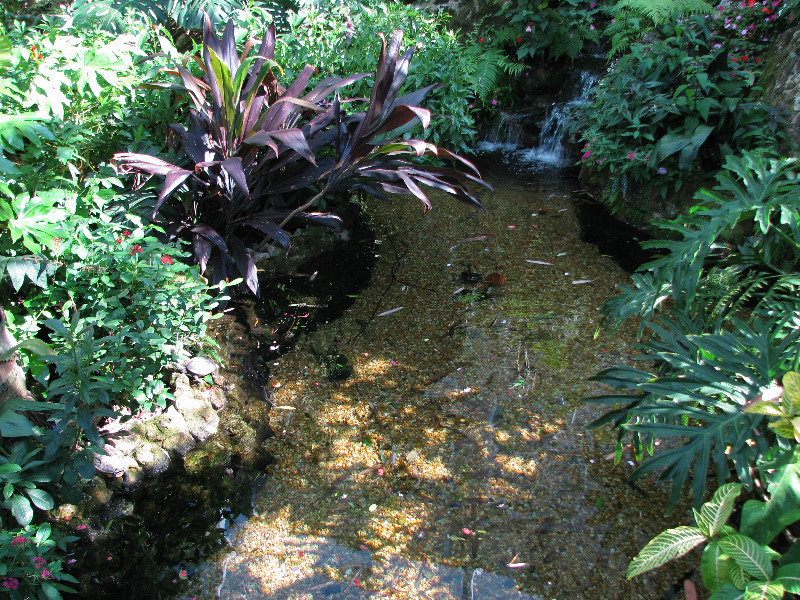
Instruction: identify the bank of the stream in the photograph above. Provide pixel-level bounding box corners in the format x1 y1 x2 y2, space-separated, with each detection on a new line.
182 161 698 600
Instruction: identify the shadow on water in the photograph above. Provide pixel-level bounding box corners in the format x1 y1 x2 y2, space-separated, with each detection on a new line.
573 199 652 274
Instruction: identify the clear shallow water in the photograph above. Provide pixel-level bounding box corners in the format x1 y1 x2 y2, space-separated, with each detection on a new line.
183 166 696 600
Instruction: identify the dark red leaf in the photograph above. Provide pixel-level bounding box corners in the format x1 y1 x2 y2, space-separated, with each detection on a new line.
228 235 259 296
222 157 250 195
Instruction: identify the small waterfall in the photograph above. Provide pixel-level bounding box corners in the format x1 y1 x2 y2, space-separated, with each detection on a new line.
478 112 527 150
521 72 598 168
520 104 570 167
478 71 598 172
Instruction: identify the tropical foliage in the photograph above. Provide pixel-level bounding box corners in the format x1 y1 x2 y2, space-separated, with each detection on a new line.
114 15 489 296
0 3 495 597
628 453 800 600
573 13 786 209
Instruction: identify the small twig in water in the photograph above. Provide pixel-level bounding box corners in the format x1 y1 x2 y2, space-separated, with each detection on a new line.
217 551 237 598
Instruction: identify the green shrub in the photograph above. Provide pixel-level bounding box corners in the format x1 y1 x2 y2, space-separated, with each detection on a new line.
573 14 785 205
0 524 78 599
628 451 800 599
586 152 800 508
492 0 604 61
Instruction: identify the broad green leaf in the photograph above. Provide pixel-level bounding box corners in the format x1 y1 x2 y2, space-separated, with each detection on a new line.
769 419 796 440
702 541 732 593
34 522 51 544
10 493 33 525
0 26 10 72
729 561 751 589
743 580 783 600
39 581 63 600
742 461 800 544
627 526 707 578
745 402 785 417
25 487 54 511
709 584 745 600
0 410 41 437
776 563 800 593
719 535 773 580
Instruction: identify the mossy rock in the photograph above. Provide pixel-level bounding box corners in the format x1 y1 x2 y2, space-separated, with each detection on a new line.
183 444 233 474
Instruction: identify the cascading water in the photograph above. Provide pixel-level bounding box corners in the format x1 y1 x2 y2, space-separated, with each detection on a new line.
479 71 598 172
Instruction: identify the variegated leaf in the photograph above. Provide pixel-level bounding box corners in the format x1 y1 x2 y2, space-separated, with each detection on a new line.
782 371 800 413
743 580 783 600
627 526 707 578
719 535 772 580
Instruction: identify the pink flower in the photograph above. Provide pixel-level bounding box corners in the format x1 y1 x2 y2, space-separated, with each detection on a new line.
627 151 637 159
41 568 52 580
525 26 532 32
10 536 27 545
2 578 19 590
491 99 498 106
161 254 173 265
33 556 47 569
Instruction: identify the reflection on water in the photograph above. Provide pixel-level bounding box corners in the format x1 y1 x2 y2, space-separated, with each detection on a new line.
186 168 695 600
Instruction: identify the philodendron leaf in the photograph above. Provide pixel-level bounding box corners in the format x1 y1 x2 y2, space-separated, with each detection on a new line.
783 371 800 413
701 483 743 538
744 580 784 600
702 541 732 594
627 526 708 578
719 535 773 581
776 563 800 594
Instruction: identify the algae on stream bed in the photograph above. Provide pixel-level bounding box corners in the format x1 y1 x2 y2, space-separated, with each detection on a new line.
185 167 698 600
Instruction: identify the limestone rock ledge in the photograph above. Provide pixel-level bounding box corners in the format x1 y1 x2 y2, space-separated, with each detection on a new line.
92 373 227 489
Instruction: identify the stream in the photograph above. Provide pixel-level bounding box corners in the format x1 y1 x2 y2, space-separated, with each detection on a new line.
179 157 696 600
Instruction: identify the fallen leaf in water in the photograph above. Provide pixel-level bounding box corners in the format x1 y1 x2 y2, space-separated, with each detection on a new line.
684 580 698 600
507 562 529 568
572 279 593 284
377 307 404 316
526 260 554 265
486 272 506 285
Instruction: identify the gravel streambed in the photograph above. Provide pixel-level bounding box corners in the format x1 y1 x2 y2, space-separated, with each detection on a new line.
185 166 698 600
